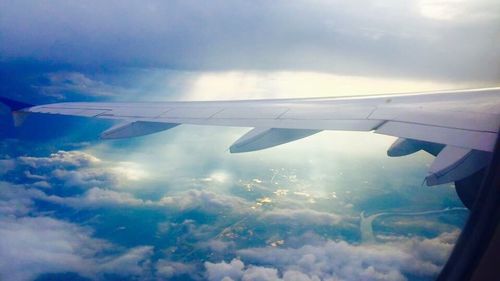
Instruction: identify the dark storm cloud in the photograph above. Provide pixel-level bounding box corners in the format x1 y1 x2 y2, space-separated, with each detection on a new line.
1 0 499 82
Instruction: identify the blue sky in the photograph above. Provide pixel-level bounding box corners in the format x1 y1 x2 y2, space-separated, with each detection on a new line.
0 1 497 280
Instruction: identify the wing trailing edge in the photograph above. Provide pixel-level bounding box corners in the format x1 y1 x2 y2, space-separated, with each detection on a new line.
101 121 179 139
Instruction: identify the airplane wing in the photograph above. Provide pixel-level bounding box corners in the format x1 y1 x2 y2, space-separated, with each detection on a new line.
2 87 500 188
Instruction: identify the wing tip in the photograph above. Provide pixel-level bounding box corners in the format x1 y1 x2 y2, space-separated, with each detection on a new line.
0 97 34 127
0 96 34 111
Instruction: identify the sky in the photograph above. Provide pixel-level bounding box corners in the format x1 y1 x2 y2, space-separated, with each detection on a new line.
0 1 498 281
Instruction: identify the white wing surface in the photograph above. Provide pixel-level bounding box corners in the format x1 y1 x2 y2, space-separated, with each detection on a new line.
6 87 500 186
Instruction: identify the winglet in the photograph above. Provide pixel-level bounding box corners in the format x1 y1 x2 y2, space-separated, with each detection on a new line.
0 97 34 111
0 97 34 127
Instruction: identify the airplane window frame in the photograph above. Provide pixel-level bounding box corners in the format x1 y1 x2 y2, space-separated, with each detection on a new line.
437 135 500 281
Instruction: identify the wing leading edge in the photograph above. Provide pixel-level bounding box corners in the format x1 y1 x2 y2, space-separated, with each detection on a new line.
4 87 500 187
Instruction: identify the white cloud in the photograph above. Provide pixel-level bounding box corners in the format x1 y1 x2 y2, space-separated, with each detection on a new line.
0 216 103 281
0 214 155 281
4 150 150 190
19 150 100 168
31 180 51 189
205 259 245 281
418 0 500 21
0 159 16 173
99 246 154 277
0 179 156 281
0 179 151 212
260 208 343 225
50 168 116 188
156 260 197 279
159 189 250 212
0 146 464 281
205 259 306 281
45 187 150 208
282 270 318 281
241 267 281 281
224 231 460 281
0 181 42 216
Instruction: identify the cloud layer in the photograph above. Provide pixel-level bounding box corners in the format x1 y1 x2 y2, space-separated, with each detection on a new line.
0 147 466 281
1 0 499 82
205 231 458 281
0 215 154 281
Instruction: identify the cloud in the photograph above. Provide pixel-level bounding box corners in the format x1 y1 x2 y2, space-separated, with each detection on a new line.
417 0 499 21
0 190 155 281
0 148 254 214
205 259 308 281
260 208 343 226
0 159 15 173
156 260 198 279
205 259 245 281
43 187 150 208
0 150 161 215
3 150 151 192
0 146 466 281
0 216 103 281
37 72 126 99
241 267 281 281
1 0 498 82
14 151 117 190
19 150 100 168
0 181 42 216
220 231 460 281
1 179 150 214
159 189 250 212
98 246 154 277
0 178 155 281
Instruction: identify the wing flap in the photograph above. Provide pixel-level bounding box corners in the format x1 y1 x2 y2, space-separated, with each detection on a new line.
370 107 500 133
375 121 497 152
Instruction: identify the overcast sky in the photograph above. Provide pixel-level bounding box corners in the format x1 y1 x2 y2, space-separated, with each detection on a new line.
1 0 499 84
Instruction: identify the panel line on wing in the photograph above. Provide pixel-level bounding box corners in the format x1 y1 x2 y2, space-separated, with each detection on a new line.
275 108 290 119
366 106 379 119
207 108 226 119
375 121 497 152
373 119 499 134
